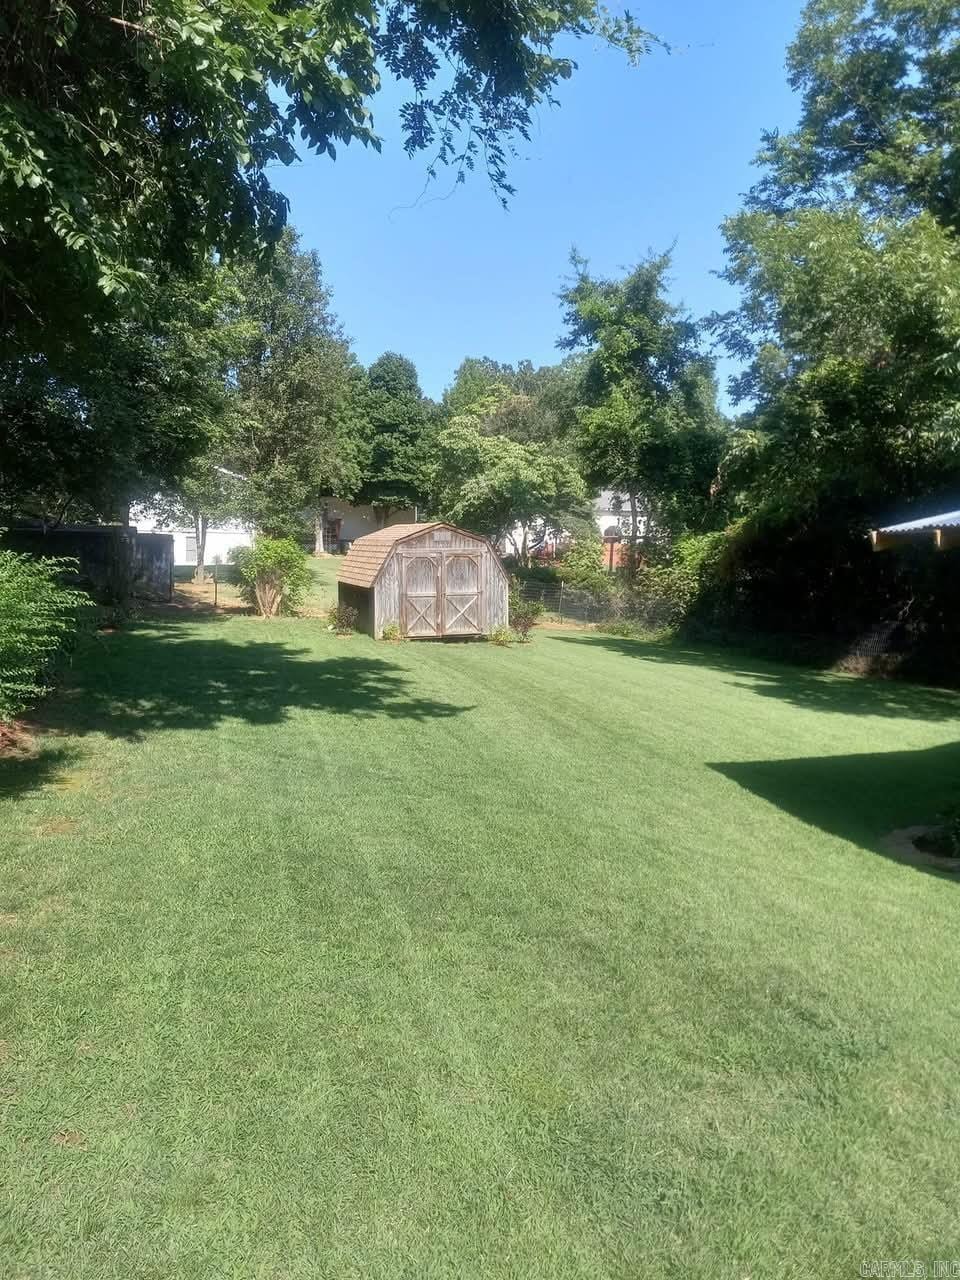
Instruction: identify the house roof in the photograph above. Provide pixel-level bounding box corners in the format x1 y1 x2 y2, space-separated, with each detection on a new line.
338 522 508 589
872 508 960 552
877 510 960 534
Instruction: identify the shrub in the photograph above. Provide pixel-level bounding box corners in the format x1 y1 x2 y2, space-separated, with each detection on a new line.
489 625 513 647
595 619 675 643
328 603 359 635
0 549 89 723
380 622 403 642
558 536 615 596
231 538 311 617
630 531 730 628
509 592 544 643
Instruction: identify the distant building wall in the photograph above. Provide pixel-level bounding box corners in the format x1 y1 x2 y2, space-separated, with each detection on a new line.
320 502 417 549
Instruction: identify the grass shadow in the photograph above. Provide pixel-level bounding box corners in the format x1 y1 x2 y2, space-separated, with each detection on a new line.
711 742 960 880
0 745 80 803
33 620 473 743
550 633 960 722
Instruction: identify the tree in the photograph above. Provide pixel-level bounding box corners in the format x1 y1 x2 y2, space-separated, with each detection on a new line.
428 420 587 562
228 229 366 540
0 264 237 525
148 457 241 583
713 208 960 523
749 1 960 231
355 352 433 526
1 1 656 353
443 356 583 443
560 251 725 569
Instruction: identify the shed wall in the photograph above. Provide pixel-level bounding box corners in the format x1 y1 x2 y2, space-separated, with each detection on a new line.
374 555 401 638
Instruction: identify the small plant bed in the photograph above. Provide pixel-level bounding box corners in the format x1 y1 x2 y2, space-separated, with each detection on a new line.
327 603 359 635
880 823 960 872
914 807 960 864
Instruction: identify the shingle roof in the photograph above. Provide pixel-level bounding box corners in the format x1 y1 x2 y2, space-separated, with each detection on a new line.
878 510 960 534
337 523 436 588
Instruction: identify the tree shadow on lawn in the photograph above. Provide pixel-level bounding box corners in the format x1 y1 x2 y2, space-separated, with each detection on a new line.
29 621 474 744
0 745 81 803
550 634 960 723
711 742 960 880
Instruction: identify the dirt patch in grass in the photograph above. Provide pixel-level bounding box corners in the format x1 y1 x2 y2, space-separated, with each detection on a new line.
51 1130 85 1149
36 818 79 838
0 722 36 758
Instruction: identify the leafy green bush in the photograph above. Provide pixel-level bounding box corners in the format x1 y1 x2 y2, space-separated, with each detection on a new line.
489 625 514 647
0 549 88 723
594 619 675 643
380 622 403 642
558 536 617 597
631 531 730 627
231 538 310 617
328 603 359 635
508 592 544 642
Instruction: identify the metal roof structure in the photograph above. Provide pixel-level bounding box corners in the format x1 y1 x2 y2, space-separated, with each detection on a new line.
871 509 960 552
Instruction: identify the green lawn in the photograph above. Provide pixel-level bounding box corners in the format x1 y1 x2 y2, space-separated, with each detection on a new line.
2 618 960 1277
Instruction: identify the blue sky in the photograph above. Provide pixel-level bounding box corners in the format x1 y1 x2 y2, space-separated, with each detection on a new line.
271 0 805 405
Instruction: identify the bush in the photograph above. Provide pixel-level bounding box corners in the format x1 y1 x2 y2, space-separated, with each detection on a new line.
0 549 89 723
594 619 675 643
629 531 730 628
328 603 359 635
380 622 403 642
557 536 619 598
488 625 513 647
231 538 311 617
508 591 544 642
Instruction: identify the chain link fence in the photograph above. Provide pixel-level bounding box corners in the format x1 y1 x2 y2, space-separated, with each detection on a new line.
514 579 677 627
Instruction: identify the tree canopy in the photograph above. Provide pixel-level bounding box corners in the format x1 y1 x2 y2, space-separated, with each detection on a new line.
227 229 365 537
1 0 655 352
355 352 434 523
428 419 587 560
560 251 725 558
749 1 960 229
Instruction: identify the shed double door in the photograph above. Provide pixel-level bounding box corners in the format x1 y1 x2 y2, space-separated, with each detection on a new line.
401 550 482 637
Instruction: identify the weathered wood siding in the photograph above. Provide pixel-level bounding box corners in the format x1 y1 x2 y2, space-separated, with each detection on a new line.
373 554 401 638
403 527 484 553
384 528 508 638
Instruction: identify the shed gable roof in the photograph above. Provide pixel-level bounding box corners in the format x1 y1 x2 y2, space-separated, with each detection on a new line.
337 522 507 589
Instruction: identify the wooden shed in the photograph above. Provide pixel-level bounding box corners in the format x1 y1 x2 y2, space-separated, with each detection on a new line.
337 522 509 639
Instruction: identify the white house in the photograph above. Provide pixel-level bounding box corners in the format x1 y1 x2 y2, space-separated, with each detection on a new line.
131 507 254 567
315 500 417 553
500 490 648 562
133 497 418 564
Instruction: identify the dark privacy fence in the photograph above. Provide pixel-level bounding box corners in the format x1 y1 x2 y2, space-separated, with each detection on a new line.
3 526 173 602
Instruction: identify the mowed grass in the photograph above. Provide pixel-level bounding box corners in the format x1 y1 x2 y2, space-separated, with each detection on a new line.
2 616 960 1278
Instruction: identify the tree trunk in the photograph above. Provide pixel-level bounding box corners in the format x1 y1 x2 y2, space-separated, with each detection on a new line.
193 512 209 583
313 510 326 556
520 524 530 568
374 505 393 530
